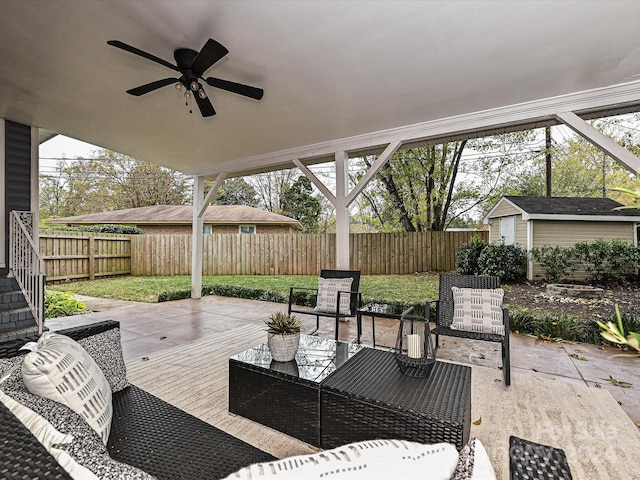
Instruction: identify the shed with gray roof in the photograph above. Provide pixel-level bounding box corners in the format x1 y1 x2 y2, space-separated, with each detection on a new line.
483 196 640 281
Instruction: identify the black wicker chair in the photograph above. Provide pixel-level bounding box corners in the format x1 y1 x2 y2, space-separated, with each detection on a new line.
509 436 573 479
288 269 362 341
428 273 511 386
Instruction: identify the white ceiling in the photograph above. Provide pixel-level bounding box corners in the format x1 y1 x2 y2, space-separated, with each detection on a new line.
2 0 640 177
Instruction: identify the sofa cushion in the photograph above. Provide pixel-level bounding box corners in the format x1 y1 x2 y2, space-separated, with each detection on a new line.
1 355 156 480
223 439 459 479
315 277 354 315
0 387 98 480
21 332 113 444
451 287 505 335
450 438 497 480
78 328 130 393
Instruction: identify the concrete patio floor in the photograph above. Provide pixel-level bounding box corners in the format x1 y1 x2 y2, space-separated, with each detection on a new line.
46 294 640 427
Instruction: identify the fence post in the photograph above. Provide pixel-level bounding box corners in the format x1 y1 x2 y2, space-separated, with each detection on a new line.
88 236 96 280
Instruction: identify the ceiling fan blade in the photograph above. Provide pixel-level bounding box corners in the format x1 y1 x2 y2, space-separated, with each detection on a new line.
191 38 229 75
193 91 216 117
126 78 178 96
205 77 264 100
107 40 179 72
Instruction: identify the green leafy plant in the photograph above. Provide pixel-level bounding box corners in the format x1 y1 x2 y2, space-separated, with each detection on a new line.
597 305 640 356
477 241 527 282
44 291 87 318
455 235 487 275
265 312 302 335
529 245 578 283
573 239 640 285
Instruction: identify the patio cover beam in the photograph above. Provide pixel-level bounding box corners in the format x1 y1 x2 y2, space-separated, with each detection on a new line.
294 141 401 270
192 173 227 299
555 111 640 174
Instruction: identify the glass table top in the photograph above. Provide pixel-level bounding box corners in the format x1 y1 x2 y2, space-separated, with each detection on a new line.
357 302 414 316
231 334 364 384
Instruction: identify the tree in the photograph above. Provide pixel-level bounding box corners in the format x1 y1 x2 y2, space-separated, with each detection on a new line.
508 117 638 202
248 170 297 213
39 149 190 218
214 178 259 206
354 131 537 231
280 176 322 232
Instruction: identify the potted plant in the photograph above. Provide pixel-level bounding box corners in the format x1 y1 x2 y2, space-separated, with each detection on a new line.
265 312 302 362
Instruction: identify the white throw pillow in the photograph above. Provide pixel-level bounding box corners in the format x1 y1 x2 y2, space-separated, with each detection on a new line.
223 439 459 480
21 332 113 444
315 277 354 315
450 287 505 335
0 388 99 480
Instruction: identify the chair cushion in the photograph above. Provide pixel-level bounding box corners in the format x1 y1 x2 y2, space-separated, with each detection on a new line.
315 277 354 315
21 332 113 444
223 439 459 479
450 287 505 335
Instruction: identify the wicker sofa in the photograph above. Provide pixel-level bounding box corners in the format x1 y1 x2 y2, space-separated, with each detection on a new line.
0 320 572 480
0 320 275 480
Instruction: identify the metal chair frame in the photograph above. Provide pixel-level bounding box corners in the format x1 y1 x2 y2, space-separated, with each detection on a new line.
288 269 362 341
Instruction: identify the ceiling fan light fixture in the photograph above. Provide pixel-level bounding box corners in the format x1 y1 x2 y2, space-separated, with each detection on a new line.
198 88 207 99
190 80 199 91
175 82 183 91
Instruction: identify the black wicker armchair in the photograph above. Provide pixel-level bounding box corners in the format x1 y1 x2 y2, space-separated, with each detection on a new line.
288 269 362 341
428 274 511 386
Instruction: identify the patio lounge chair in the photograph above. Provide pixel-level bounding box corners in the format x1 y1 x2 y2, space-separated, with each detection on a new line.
288 269 362 341
429 273 511 386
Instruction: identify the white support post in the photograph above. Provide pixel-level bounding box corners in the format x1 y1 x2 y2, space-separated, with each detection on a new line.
293 159 337 206
191 176 205 299
555 111 640 173
334 151 350 269
191 174 227 299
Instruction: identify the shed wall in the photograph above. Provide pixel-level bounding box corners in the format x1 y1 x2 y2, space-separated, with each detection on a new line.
530 220 636 281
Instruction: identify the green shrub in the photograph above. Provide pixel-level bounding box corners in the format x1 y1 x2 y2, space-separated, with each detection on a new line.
573 239 640 285
80 224 145 235
45 291 87 318
508 308 537 333
157 284 287 304
529 245 578 283
477 242 527 282
455 235 487 275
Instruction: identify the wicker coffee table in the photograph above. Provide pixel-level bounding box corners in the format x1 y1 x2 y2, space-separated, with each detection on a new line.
230 339 471 450
320 348 472 450
228 335 363 446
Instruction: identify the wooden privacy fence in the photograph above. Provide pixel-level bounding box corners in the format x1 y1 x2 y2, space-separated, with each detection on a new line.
130 231 487 276
40 232 132 282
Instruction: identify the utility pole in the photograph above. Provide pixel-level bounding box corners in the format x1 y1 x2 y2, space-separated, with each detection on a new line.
545 126 552 197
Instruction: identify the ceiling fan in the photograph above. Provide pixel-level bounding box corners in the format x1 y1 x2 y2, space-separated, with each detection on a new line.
107 38 264 117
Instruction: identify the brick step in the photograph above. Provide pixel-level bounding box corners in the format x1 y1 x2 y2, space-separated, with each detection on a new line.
0 306 37 334
0 277 20 293
0 325 41 343
0 290 29 311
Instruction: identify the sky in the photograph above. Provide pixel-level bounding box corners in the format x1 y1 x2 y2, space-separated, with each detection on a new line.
38 135 101 176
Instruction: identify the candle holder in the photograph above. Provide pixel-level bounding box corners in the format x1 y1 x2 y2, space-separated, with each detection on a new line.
393 312 436 378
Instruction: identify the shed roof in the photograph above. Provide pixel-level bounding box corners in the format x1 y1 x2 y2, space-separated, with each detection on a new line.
484 196 640 223
50 205 302 228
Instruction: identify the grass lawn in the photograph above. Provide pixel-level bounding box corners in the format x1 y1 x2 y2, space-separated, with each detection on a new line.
47 273 441 304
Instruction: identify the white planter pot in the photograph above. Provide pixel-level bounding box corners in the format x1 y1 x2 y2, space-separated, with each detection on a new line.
267 332 300 362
